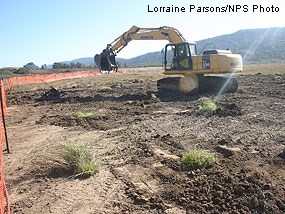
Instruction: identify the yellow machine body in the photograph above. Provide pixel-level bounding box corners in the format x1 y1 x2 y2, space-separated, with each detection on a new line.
94 25 243 93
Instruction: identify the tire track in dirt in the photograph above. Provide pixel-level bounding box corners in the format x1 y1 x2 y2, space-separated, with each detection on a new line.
44 170 126 214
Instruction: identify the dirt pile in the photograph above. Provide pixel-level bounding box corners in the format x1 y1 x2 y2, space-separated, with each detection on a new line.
38 87 63 101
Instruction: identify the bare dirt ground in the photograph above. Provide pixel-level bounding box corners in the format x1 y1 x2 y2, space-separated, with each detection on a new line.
3 67 285 213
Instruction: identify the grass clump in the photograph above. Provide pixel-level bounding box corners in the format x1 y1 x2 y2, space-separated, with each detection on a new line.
196 97 217 116
57 143 98 178
76 111 97 119
100 86 112 92
182 149 216 170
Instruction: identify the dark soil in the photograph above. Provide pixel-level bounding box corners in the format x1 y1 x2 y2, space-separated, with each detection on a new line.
4 71 285 213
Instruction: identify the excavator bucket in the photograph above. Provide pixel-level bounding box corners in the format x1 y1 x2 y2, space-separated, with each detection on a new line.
94 54 102 70
94 45 118 73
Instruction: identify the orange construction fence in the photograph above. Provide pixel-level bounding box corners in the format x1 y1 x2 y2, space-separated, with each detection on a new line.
0 80 10 214
6 70 102 90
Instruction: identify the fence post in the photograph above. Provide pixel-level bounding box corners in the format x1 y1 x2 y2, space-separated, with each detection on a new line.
0 79 9 154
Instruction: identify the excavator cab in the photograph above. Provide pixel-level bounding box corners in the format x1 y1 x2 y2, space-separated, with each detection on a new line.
164 42 196 71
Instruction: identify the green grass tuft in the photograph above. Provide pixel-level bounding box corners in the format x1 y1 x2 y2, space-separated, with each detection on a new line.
58 143 98 177
197 97 217 116
100 86 112 92
182 149 216 170
76 111 97 119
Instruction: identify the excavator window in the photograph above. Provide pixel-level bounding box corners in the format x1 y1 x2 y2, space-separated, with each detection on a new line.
189 43 197 55
177 45 189 57
164 45 176 70
164 42 193 70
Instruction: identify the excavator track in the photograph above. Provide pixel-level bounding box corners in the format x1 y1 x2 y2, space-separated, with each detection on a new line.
157 77 181 91
157 75 238 94
198 75 238 94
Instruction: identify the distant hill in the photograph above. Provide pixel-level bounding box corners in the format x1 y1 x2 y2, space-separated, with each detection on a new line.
63 27 285 67
60 57 94 67
196 27 285 63
60 57 128 67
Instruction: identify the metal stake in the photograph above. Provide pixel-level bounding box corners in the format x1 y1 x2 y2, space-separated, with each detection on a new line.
0 77 10 153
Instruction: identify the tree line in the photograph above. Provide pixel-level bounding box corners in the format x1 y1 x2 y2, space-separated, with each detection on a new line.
52 62 85 69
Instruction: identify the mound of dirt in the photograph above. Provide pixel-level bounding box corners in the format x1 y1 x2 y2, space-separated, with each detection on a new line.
215 103 242 117
38 87 63 101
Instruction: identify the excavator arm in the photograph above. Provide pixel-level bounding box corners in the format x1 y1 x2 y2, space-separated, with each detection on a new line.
94 25 187 72
109 25 186 53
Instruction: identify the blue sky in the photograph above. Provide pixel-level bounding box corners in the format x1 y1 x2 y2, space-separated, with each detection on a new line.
0 0 284 67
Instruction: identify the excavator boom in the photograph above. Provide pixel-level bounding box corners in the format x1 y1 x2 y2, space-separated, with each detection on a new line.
110 26 186 53
95 25 187 72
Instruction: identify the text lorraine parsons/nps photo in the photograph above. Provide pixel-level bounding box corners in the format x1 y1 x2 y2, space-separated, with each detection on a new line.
147 4 280 13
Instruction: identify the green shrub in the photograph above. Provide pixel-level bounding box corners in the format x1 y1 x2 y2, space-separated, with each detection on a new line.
13 67 30 74
196 97 217 116
58 143 98 177
76 111 97 119
182 149 216 170
0 70 14 76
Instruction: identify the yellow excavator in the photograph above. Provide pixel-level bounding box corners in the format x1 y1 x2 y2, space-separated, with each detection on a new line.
94 25 243 93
